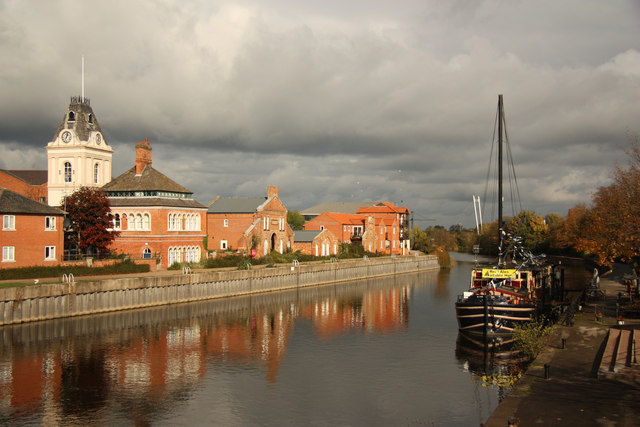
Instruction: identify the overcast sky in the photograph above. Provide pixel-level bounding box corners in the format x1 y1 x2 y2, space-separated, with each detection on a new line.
1 0 639 228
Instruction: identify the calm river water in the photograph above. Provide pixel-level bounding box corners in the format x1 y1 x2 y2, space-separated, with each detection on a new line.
0 255 586 426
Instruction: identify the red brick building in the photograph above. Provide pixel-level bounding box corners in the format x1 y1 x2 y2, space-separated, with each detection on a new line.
303 212 381 253
1 188 64 268
206 186 294 256
0 170 48 204
357 202 410 255
303 201 410 255
102 141 207 269
292 229 341 256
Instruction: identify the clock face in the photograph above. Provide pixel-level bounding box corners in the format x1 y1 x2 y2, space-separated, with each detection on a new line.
96 133 102 145
61 131 72 143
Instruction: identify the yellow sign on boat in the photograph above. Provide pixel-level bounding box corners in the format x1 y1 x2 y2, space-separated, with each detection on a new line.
482 269 517 278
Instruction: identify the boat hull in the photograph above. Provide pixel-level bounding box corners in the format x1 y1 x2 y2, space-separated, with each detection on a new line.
455 299 535 336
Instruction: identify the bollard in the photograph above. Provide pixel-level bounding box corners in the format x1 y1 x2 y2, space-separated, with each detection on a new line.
561 338 566 349
544 363 550 379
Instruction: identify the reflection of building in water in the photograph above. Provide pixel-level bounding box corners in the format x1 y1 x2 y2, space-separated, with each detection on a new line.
301 287 410 338
0 277 417 423
203 308 295 383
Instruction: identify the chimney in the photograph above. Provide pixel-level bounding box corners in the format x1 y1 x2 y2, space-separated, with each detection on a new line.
135 138 152 175
267 185 278 198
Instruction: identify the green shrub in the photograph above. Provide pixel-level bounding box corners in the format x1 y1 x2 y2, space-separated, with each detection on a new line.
435 249 455 269
0 259 150 281
512 318 555 359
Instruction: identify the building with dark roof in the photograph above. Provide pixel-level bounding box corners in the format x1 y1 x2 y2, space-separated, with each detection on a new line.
1 188 64 268
0 169 48 204
103 140 207 268
46 97 113 207
292 229 340 256
206 186 294 256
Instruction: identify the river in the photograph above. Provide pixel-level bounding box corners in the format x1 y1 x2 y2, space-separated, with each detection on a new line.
0 255 587 426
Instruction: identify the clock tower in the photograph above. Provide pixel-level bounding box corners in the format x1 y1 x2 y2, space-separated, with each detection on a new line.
46 96 114 207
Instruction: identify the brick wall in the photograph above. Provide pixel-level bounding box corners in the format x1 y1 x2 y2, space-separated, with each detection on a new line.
0 172 47 203
1 214 64 268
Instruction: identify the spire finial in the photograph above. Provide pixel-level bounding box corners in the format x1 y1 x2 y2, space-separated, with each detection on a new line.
81 56 85 99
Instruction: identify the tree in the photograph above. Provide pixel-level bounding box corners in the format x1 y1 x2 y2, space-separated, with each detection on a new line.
287 210 306 230
506 210 549 252
412 225 429 251
567 133 640 266
65 187 119 256
544 213 565 253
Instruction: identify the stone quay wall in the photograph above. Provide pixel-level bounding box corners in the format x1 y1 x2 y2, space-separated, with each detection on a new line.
0 255 438 326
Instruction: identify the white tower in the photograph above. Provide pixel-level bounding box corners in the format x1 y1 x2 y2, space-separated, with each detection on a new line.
46 96 113 206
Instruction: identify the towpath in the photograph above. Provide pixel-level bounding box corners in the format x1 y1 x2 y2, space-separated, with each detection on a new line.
485 263 640 427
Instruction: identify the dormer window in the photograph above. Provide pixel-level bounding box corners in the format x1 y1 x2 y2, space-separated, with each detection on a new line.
68 111 76 122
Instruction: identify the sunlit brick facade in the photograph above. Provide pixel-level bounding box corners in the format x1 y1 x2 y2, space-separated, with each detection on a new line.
103 141 207 269
1 188 64 268
207 186 294 256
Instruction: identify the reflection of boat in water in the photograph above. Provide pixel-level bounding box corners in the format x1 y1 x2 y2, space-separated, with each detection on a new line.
455 331 527 394
455 95 551 336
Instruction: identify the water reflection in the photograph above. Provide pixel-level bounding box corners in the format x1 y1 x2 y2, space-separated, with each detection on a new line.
455 332 527 401
0 273 428 425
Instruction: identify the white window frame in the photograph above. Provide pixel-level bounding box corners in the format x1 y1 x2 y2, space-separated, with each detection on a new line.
64 162 72 183
113 214 121 230
220 240 228 250
45 246 56 261
45 216 56 231
142 213 150 230
3 215 15 230
2 246 15 262
94 163 100 184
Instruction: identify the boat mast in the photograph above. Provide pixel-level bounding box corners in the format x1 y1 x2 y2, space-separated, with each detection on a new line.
498 94 504 267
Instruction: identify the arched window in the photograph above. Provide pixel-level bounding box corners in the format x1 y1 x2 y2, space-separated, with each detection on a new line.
135 214 142 230
142 213 150 230
64 162 72 183
68 111 75 122
88 114 94 124
94 163 100 184
143 248 151 259
113 214 121 230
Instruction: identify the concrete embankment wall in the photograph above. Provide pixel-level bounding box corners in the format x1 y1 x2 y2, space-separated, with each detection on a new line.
0 255 438 325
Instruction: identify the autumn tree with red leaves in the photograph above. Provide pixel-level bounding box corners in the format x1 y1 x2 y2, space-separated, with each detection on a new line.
65 187 119 256
569 133 640 266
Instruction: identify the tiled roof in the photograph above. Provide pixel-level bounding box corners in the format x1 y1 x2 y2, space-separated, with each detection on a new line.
53 98 106 143
103 166 192 194
208 197 267 214
357 201 409 214
0 188 63 215
323 212 366 225
108 197 206 209
301 201 371 216
0 170 48 186
293 230 321 242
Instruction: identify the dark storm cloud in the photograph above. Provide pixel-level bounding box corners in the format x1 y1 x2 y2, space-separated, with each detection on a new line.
0 0 639 226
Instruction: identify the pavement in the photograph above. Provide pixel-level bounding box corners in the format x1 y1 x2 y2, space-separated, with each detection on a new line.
485 264 640 427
